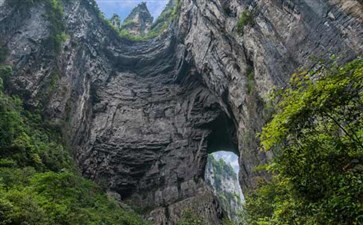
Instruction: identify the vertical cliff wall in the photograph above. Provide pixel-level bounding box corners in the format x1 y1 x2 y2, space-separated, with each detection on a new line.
175 0 363 191
0 0 362 224
205 155 244 222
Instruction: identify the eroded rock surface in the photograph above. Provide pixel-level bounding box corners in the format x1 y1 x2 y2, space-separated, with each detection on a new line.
205 155 244 222
121 2 154 35
0 0 362 224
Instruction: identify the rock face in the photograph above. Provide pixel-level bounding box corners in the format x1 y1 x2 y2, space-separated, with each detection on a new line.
121 2 153 35
110 14 121 29
205 155 244 222
0 0 362 224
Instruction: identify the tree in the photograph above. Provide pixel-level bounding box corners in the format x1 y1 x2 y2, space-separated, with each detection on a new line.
245 59 363 224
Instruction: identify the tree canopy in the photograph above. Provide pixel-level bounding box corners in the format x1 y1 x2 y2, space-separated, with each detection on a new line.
245 59 363 225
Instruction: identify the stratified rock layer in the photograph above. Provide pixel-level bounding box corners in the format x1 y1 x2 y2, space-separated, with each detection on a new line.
0 0 362 224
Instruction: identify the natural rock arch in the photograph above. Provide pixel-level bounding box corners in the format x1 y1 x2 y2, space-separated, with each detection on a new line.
1 0 362 224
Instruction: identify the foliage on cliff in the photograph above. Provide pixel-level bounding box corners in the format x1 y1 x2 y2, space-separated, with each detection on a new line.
245 59 363 224
177 209 204 225
237 10 254 34
111 0 180 41
207 155 237 183
9 0 68 53
206 155 243 223
0 53 148 224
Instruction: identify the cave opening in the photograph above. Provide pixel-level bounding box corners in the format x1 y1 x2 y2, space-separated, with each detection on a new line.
204 113 245 222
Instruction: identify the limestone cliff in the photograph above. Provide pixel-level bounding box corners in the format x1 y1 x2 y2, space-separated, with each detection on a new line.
110 14 121 30
205 155 244 223
121 2 153 36
0 0 362 224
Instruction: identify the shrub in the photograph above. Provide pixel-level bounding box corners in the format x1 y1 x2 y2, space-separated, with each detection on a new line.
246 67 255 94
0 65 12 91
8 0 68 53
0 44 7 64
177 209 205 225
118 0 180 42
237 10 254 34
44 0 67 53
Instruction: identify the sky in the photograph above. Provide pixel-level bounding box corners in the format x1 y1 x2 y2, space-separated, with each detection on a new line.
95 0 169 21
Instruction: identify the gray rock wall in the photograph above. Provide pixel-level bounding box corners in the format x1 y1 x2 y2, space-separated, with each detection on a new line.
0 0 362 224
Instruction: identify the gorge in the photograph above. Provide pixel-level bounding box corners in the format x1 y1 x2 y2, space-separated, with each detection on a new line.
0 0 362 224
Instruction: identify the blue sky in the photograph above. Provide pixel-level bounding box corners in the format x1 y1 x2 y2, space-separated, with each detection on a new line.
96 0 169 21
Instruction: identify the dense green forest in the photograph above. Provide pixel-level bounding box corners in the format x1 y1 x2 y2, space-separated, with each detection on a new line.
244 59 363 225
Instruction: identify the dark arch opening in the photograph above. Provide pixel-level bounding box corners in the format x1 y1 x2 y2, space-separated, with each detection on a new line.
205 113 239 156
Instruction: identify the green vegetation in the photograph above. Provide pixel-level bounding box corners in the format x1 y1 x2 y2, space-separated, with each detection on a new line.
118 27 168 42
110 14 121 28
177 209 204 225
88 0 181 41
206 155 244 223
8 0 68 53
0 60 148 224
44 0 68 53
0 170 148 225
222 218 235 225
121 20 138 29
246 67 255 95
150 0 181 30
208 155 237 182
237 10 254 34
122 22 171 41
0 65 12 90
117 0 180 41
245 59 363 224
0 44 7 63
